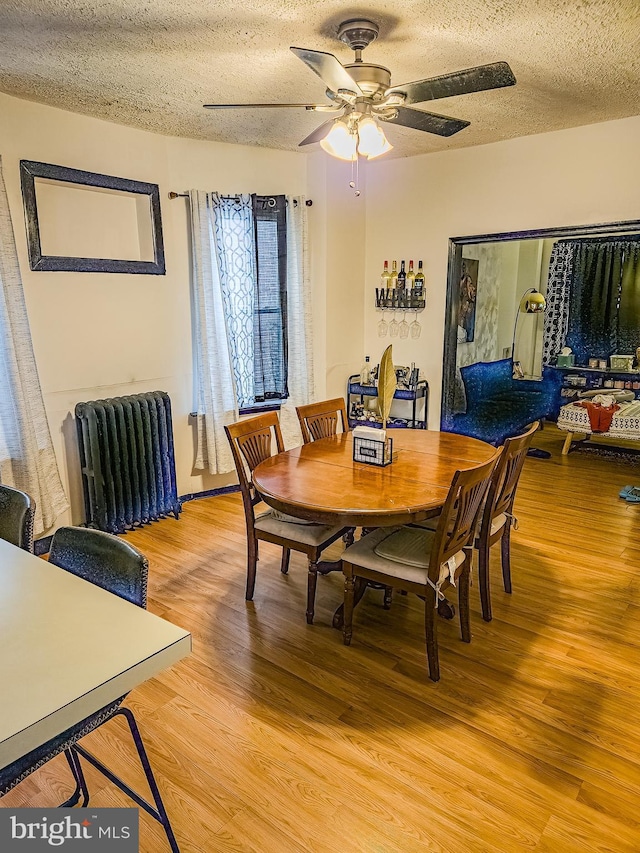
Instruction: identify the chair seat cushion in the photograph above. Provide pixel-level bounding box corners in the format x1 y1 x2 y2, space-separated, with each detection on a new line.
255 511 345 546
269 509 317 525
342 527 464 588
489 512 507 536
418 512 507 538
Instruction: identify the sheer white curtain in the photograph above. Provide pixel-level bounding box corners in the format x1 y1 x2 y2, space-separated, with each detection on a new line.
211 195 257 408
189 190 239 474
0 156 68 533
279 196 315 448
189 191 314 471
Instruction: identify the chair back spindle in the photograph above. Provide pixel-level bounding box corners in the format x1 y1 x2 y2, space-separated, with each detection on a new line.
296 398 348 444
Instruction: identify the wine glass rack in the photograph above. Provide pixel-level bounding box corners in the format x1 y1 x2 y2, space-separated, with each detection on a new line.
375 288 425 310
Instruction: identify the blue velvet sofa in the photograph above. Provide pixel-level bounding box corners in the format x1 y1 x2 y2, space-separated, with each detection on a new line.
446 359 563 446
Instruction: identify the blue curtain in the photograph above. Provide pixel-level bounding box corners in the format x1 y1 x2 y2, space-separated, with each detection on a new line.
544 236 640 365
566 242 623 363
618 245 640 355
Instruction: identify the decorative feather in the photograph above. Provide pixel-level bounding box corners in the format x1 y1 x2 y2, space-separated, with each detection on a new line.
377 344 396 429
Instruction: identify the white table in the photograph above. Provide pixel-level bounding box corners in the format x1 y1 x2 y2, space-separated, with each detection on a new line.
0 538 191 770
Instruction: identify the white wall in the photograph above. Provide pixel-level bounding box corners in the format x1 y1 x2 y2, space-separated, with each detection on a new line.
0 92 308 528
3 88 640 530
364 114 640 427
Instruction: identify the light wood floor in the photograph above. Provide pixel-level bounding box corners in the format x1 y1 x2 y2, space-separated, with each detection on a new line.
4 425 640 852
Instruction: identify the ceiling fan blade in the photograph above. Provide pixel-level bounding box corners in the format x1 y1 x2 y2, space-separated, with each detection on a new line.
386 107 470 137
298 118 336 147
386 61 516 106
203 103 332 110
290 47 363 96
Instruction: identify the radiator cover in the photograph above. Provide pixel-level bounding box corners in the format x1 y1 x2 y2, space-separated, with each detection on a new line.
75 391 181 533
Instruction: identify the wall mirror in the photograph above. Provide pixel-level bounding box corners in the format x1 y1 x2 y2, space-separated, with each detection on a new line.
441 219 640 428
20 160 165 274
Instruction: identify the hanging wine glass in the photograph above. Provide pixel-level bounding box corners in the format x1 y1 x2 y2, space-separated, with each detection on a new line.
410 312 421 339
378 313 388 337
399 311 409 339
389 312 399 338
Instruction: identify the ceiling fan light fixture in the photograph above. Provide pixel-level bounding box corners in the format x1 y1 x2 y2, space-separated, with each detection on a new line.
357 117 393 159
320 118 357 160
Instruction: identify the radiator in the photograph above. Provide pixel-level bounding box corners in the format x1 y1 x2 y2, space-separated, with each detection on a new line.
75 391 181 534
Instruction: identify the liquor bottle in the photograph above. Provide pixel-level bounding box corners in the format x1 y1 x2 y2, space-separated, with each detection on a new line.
414 260 425 299
406 259 416 289
380 260 391 290
360 355 371 385
397 260 406 292
390 260 398 289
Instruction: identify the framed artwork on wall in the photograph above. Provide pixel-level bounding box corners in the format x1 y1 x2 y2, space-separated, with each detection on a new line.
457 257 479 342
20 160 166 274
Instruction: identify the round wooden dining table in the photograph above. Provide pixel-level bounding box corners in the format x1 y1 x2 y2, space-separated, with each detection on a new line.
252 429 496 528
252 429 495 626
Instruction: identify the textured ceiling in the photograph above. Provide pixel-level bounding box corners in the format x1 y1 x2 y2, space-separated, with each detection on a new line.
1 0 639 158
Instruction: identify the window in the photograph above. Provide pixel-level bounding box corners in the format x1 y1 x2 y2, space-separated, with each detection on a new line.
215 195 288 410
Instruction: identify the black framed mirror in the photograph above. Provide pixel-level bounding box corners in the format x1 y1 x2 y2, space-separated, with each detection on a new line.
441 218 640 430
20 160 166 274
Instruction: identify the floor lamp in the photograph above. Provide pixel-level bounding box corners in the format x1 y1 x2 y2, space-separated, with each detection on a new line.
512 288 550 458
511 288 546 372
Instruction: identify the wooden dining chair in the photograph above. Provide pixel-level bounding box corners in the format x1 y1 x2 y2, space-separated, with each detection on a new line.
474 421 538 621
0 484 35 552
296 397 349 444
341 452 499 681
225 411 351 624
417 422 538 621
0 526 180 852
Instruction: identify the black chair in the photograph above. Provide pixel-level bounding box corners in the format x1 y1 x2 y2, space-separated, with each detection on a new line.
0 526 180 853
0 484 35 552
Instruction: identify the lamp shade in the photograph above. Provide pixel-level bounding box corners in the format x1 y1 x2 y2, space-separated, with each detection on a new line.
357 117 393 159
519 289 546 314
320 119 357 160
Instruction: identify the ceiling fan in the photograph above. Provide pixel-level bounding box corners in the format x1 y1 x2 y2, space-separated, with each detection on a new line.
203 19 516 160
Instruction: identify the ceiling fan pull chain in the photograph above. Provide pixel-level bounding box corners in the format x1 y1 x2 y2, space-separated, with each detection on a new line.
348 151 361 197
